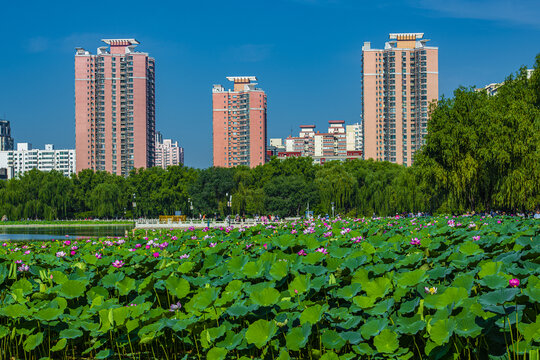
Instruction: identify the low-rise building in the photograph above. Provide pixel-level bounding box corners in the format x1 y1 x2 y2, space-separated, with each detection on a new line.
0 143 76 179
277 121 363 164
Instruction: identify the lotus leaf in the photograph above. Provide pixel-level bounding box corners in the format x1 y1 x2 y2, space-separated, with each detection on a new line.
58 279 86 299
478 288 520 306
207 347 228 360
395 269 427 288
23 332 43 352
429 318 456 345
300 304 326 325
285 323 311 351
116 276 136 296
362 276 392 299
269 261 288 280
250 286 280 306
245 319 276 348
50 338 67 352
201 325 227 348
59 328 83 339
165 276 190 298
360 318 387 338
288 274 310 295
373 329 399 353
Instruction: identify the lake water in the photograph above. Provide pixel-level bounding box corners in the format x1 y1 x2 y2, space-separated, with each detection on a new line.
0 225 135 241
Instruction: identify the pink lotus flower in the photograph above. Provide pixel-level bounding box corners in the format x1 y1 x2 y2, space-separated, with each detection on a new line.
56 251 66 258
316 247 328 255
246 243 253 249
145 245 151 249
95 253 102 259
169 301 182 312
135 244 142 248
15 259 22 264
263 244 267 249
410 238 421 246
209 243 217 248
64 240 71 246
152 252 160 258
112 260 124 268
424 287 437 295
291 229 297 234
179 254 190 259
294 289 298 294
70 250 76 256
297 249 307 256
509 278 520 287
473 236 480 241
18 264 29 272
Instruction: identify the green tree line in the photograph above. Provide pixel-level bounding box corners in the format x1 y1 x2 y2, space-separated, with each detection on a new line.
0 56 538 219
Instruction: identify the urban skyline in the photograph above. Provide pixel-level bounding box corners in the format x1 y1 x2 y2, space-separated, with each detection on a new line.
1 0 539 168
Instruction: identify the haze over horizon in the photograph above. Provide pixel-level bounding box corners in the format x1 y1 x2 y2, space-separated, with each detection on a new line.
1 0 539 168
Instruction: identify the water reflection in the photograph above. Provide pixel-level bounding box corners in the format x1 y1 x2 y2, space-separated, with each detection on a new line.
0 225 134 241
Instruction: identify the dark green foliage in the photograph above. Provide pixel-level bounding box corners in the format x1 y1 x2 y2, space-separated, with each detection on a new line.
0 57 538 219
415 56 540 213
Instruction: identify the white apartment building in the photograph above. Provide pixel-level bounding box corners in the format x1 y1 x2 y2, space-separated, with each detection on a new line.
0 143 76 179
155 133 184 169
280 121 363 164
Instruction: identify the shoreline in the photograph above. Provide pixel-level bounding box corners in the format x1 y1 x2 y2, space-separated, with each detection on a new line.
0 223 134 228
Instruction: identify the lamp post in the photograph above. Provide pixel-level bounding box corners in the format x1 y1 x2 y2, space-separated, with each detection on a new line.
188 198 193 219
226 193 232 226
132 193 136 220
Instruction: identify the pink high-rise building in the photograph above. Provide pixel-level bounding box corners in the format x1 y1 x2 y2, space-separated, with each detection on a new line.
75 39 155 176
362 33 438 166
212 77 267 168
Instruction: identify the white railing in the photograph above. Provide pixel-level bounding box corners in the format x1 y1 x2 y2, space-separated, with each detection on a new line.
134 217 300 229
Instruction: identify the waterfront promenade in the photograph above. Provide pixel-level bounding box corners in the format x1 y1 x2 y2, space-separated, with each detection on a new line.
135 217 297 229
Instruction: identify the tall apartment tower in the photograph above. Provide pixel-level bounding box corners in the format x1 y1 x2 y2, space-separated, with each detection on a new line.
75 39 155 176
0 119 14 151
362 33 438 166
212 77 267 168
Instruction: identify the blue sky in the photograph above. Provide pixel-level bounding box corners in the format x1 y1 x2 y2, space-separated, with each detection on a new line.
0 0 539 168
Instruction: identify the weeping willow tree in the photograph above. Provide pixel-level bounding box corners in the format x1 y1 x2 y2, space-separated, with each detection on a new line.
416 56 540 213
315 164 357 214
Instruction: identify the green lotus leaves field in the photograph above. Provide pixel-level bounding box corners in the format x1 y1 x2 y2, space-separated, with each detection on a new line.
0 216 538 359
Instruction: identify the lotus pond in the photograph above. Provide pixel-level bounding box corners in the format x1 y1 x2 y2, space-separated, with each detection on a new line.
0 216 538 360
